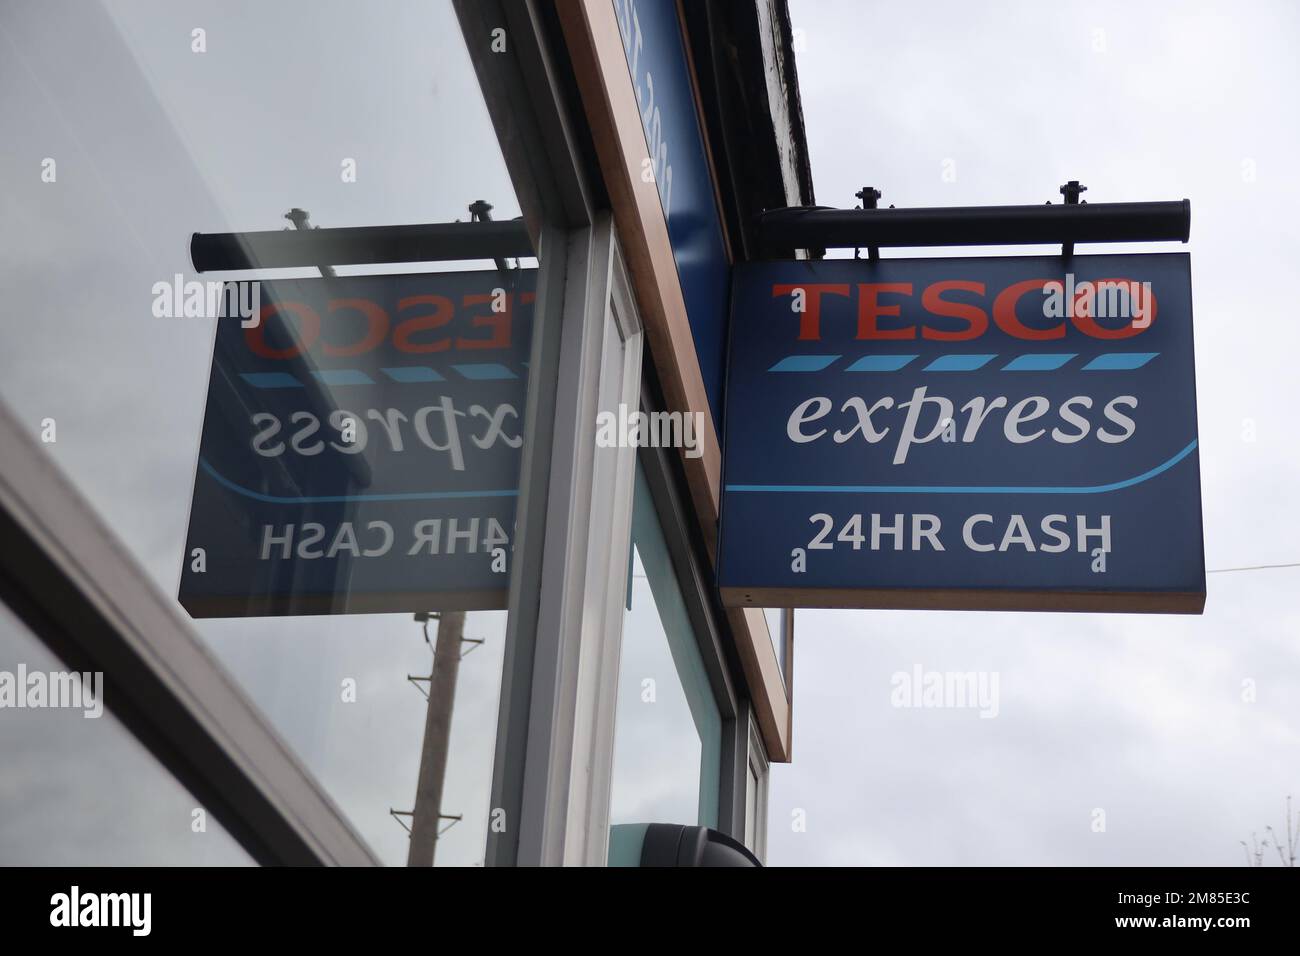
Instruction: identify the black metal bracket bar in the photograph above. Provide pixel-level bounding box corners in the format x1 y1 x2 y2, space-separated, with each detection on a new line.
758 194 1190 259
190 218 534 273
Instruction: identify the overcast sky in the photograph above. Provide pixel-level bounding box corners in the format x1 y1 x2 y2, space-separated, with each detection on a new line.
768 0 1300 865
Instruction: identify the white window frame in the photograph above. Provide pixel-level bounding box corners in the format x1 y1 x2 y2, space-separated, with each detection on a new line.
501 217 648 866
559 225 645 865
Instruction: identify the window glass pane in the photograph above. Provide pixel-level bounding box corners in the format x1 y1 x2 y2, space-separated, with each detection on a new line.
608 460 721 858
0 0 547 865
0 601 252 865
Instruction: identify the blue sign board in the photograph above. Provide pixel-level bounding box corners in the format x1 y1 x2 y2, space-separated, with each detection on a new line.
613 0 731 432
718 253 1205 613
179 270 534 617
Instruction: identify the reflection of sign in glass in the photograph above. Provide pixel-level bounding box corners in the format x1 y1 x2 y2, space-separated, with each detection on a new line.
179 270 535 618
718 253 1205 613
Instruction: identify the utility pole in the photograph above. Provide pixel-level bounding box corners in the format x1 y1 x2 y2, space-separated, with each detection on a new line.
406 610 466 867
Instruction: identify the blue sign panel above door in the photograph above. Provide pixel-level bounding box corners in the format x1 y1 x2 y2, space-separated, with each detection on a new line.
612 0 731 433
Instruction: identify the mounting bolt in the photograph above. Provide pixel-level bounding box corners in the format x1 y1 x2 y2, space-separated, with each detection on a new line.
855 186 882 210
284 207 314 230
1058 182 1087 258
1059 181 1087 205
854 187 883 261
